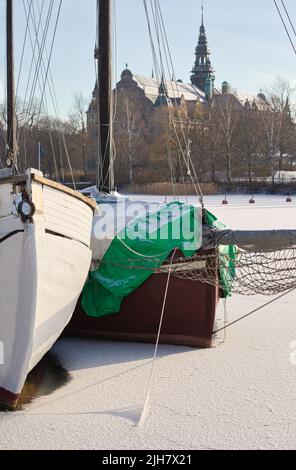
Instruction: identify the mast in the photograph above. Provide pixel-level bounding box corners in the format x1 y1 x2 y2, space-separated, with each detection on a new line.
6 0 17 171
96 0 114 192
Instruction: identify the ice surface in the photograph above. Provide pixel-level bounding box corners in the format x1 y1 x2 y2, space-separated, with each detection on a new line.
1 195 296 450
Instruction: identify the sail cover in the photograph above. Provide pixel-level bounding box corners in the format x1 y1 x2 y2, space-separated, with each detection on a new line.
203 227 296 252
82 201 203 317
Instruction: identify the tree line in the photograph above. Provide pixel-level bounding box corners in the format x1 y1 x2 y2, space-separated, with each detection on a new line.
0 78 295 189
0 93 88 183
112 77 296 187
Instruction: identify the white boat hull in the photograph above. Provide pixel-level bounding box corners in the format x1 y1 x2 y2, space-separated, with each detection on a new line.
0 171 93 407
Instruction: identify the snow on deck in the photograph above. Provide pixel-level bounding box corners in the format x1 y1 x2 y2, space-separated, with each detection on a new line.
1 194 296 450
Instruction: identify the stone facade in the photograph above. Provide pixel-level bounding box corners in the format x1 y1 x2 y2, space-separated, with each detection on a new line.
86 68 206 179
86 8 267 184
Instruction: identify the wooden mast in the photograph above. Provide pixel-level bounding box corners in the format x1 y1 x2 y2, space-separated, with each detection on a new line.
6 0 17 171
96 0 114 192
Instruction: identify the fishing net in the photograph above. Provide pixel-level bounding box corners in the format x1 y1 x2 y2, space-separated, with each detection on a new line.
158 246 296 296
99 244 296 297
89 200 296 301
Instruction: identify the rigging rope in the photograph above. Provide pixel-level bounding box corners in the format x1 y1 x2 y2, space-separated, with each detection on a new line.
213 286 295 335
152 0 188 200
154 0 205 201
281 0 296 37
35 0 76 186
15 0 34 105
139 249 176 425
273 0 296 55
21 0 60 179
143 0 205 204
143 0 183 200
23 0 55 129
18 0 53 166
35 0 62 122
16 0 76 184
17 0 45 143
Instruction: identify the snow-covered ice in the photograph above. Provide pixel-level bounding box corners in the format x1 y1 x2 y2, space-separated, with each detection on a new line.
1 194 296 450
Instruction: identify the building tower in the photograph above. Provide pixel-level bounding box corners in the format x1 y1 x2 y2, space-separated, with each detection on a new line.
154 75 171 107
190 2 215 99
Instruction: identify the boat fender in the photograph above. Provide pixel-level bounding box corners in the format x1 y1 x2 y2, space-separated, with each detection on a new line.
17 199 35 223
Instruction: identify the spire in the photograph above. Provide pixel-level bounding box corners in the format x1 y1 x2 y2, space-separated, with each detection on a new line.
155 75 171 107
158 74 167 96
201 0 204 26
92 81 99 98
190 1 215 97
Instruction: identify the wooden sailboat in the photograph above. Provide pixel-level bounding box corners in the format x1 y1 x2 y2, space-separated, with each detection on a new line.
0 0 95 409
65 0 221 348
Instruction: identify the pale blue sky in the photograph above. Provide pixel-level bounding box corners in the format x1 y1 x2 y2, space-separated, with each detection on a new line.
0 0 295 118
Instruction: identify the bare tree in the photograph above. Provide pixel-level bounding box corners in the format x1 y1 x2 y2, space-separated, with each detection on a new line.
237 102 263 182
113 91 149 186
259 78 295 183
214 95 240 183
69 93 88 178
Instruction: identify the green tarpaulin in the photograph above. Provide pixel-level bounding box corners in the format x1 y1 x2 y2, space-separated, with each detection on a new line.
82 202 235 318
204 209 237 298
82 202 201 317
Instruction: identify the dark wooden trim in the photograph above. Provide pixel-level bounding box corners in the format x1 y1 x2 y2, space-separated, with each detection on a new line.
45 229 90 249
0 229 24 244
0 174 28 185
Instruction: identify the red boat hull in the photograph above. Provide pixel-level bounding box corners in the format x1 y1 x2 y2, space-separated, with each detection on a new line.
0 387 19 410
65 253 220 348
